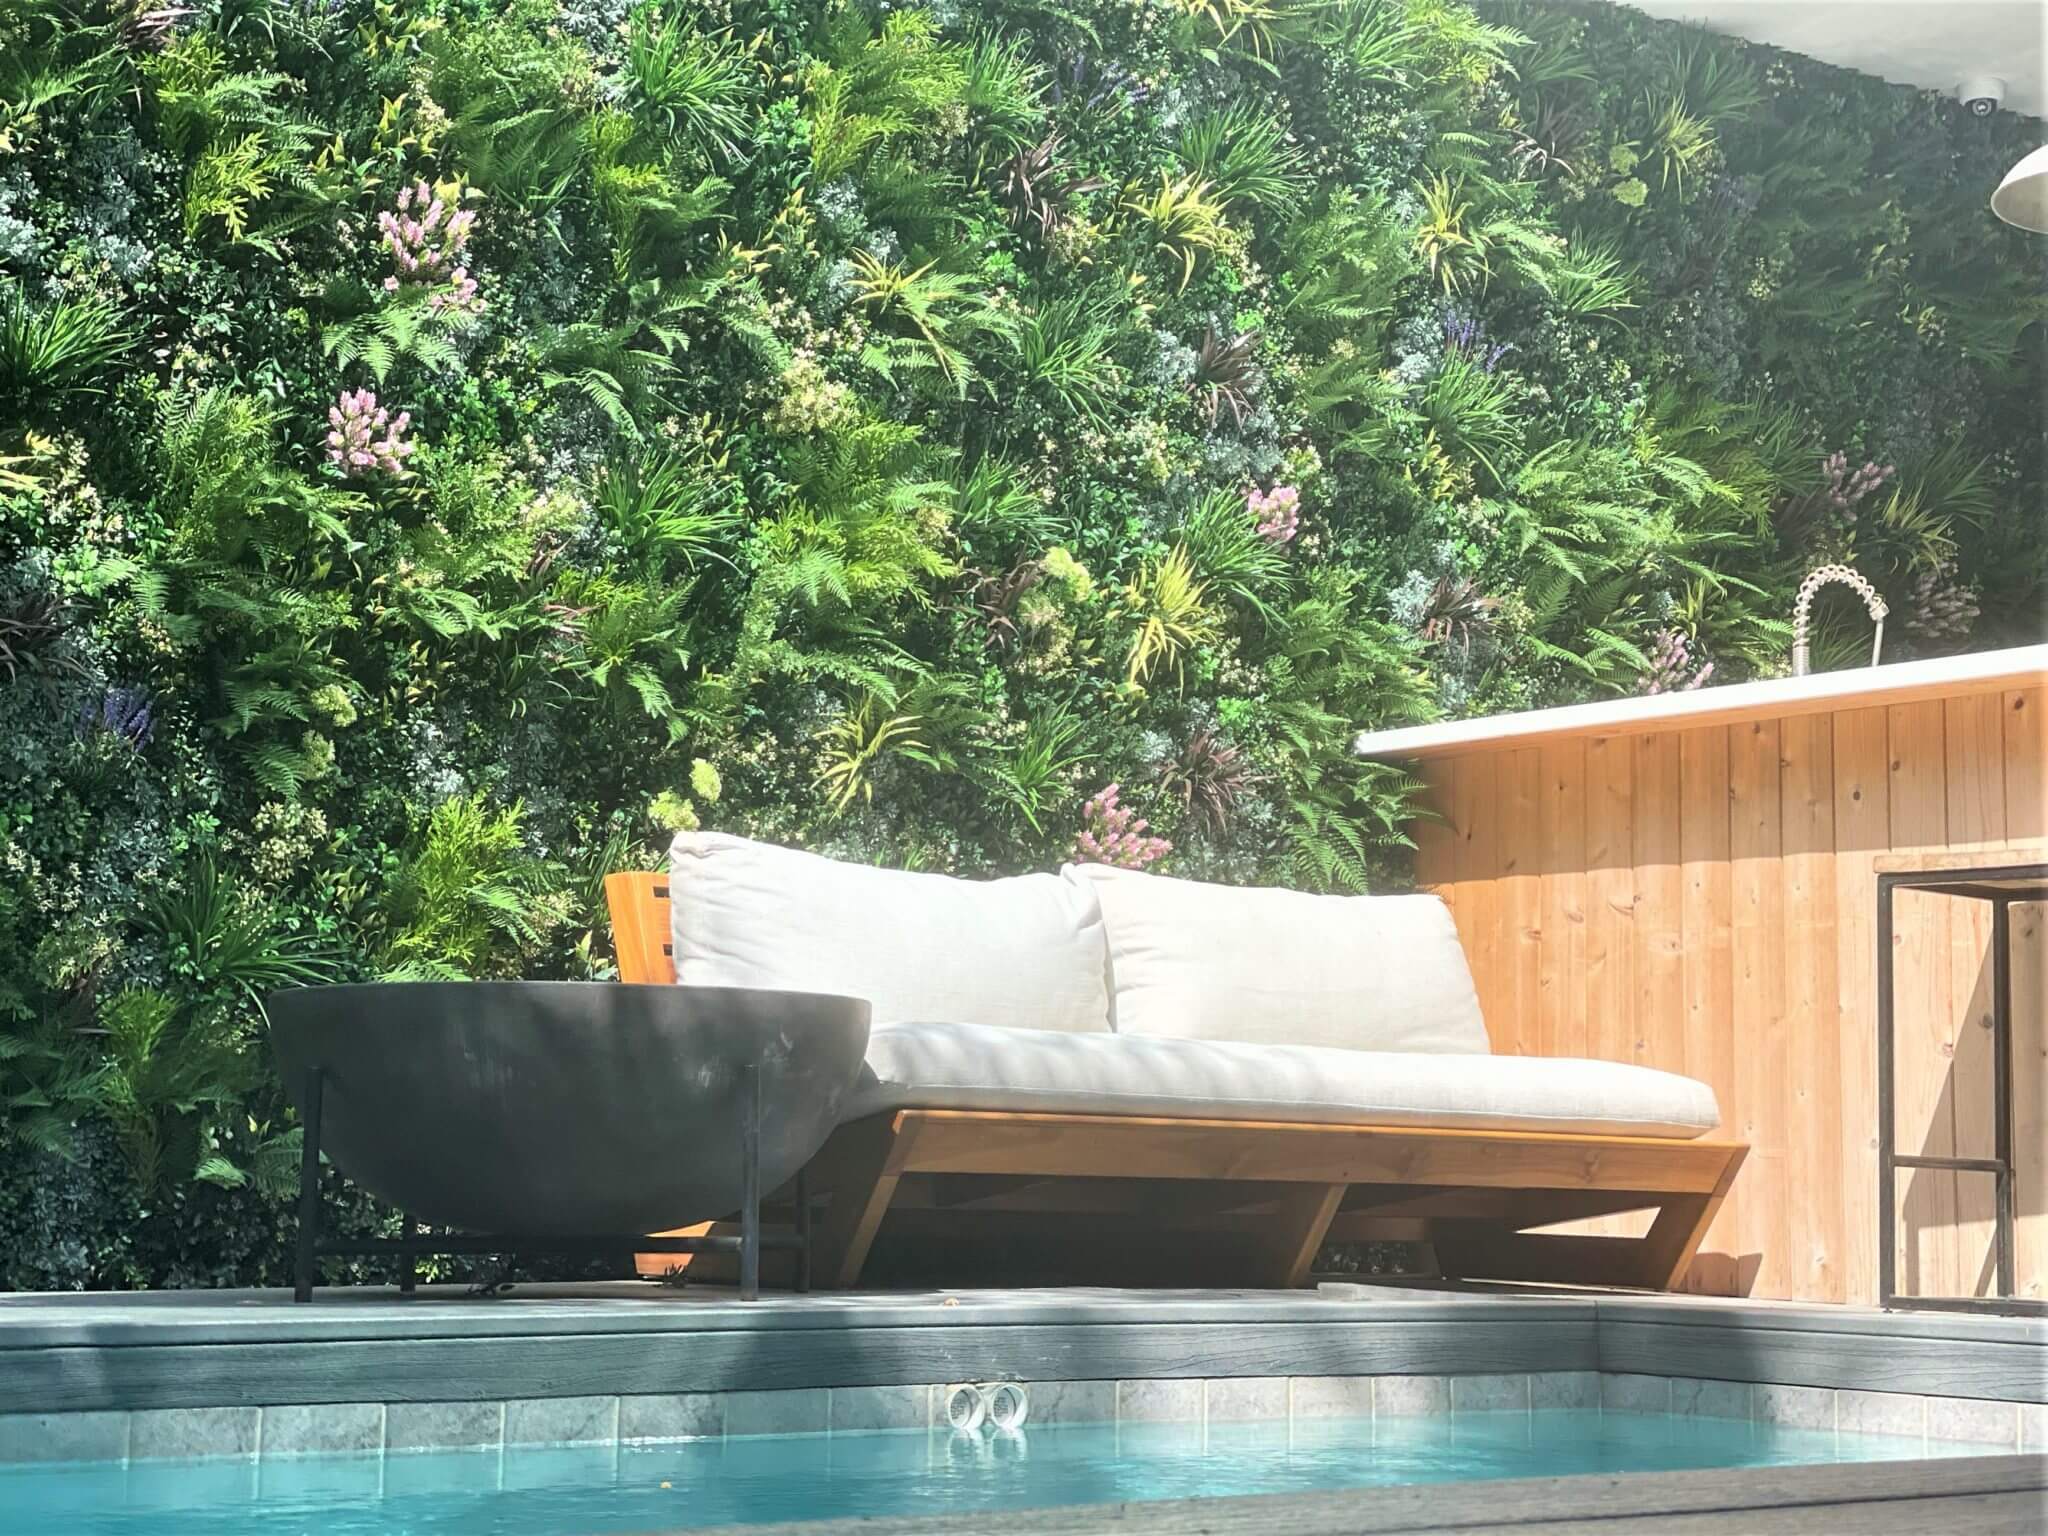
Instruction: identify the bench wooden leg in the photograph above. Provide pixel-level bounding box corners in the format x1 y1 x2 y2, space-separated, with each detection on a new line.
1267 1183 1349 1288
810 1115 919 1288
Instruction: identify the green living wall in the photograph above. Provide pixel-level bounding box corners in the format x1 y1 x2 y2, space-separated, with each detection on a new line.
2 0 2043 1287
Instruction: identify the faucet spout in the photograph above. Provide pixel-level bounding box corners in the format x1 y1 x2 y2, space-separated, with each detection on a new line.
1791 564 1887 677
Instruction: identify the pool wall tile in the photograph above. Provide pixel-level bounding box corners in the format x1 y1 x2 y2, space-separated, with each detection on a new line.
1599 1374 1673 1415
0 1410 130 1464
1924 1395 2018 1447
1288 1376 1374 1419
1450 1375 1529 1412
385 1399 506 1452
1021 1380 1116 1427
1117 1378 1204 1424
1529 1371 1600 1410
619 1392 724 1442
724 1388 829 1437
131 1406 260 1460
1754 1384 1834 1431
829 1385 930 1432
1372 1375 1450 1418
504 1395 618 1447
1836 1389 1926 1443
258 1402 384 1456
1204 1377 1289 1423
1671 1377 1751 1420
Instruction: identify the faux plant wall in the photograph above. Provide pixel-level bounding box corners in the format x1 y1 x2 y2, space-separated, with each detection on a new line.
1 0 2042 1285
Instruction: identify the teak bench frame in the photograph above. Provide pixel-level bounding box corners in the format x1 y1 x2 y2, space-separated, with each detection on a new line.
606 872 1747 1291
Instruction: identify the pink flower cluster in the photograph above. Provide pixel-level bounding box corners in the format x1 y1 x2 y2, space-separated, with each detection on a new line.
326 389 415 478
377 180 481 314
1247 484 1299 545
1636 627 1713 695
1072 783 1170 870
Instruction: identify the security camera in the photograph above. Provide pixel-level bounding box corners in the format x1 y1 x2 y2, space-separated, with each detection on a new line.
1958 76 2006 116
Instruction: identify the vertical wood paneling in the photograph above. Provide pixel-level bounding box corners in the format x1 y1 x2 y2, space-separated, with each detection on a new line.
1780 713 1843 1300
1452 752 1503 1039
1413 760 1457 898
1536 744 1587 1062
1632 734 1684 1072
2013 900 2046 1299
2004 692 2047 1299
1409 682 2043 1305
1499 749 1543 1058
1584 736 1637 1074
1946 695 2007 1295
1677 726 1737 1294
1729 718 1787 1296
1832 706 1891 1310
1887 699 1956 1297
2006 691 2047 843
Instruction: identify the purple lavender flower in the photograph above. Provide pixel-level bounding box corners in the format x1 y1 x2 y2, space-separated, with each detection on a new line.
1247 484 1300 545
1819 450 1892 525
326 388 415 478
1443 311 1513 372
1073 783 1171 870
78 685 153 747
377 180 482 313
1636 628 1714 695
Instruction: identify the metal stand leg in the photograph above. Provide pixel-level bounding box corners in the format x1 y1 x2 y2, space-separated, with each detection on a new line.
739 1060 761 1302
294 1068 324 1304
796 1165 813 1294
398 1211 418 1296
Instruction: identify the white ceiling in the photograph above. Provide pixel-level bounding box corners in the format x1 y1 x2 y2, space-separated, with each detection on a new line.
1621 1 2048 119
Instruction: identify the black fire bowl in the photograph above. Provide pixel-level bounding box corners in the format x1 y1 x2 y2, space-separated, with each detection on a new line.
268 982 871 1236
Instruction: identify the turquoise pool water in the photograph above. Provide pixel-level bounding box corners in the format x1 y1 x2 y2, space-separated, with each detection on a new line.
1 1411 1986 1534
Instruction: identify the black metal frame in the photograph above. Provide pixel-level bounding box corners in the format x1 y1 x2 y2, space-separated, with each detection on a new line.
1877 861 2047 1317
292 1060 811 1304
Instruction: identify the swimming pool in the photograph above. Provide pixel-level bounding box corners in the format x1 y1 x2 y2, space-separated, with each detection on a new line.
0 1408 1996 1535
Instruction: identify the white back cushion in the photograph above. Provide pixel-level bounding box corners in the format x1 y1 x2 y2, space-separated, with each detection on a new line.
1064 863 1490 1055
670 832 1112 1033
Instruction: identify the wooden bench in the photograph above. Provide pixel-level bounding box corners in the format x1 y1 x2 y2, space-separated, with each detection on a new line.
606 872 1747 1290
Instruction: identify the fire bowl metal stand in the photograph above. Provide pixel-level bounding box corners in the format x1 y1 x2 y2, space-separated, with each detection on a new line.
270 981 872 1305
291 1059 809 1304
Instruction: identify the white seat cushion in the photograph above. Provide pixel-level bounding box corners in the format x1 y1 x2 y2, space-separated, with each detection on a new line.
669 831 1111 1033
846 1022 1720 1139
1065 863 1491 1055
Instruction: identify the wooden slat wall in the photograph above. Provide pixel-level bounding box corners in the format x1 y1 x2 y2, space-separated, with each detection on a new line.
1414 696 2047 1306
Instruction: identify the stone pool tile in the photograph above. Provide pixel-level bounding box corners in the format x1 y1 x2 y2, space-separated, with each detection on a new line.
1529 1372 1600 1410
1204 1377 1289 1423
1450 1375 1529 1413
2018 1402 2045 1452
724 1389 829 1438
384 1400 506 1452
1373 1376 1451 1419
259 1402 384 1457
1925 1396 2019 1448
619 1393 725 1443
1671 1377 1751 1421
1020 1380 1116 1427
1599 1374 1673 1416
1835 1389 1925 1444
830 1386 931 1433
1753 1384 1834 1432
503 1396 618 1447
131 1406 260 1460
0 1411 130 1464
1289 1376 1374 1420
1117 1379 1204 1425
